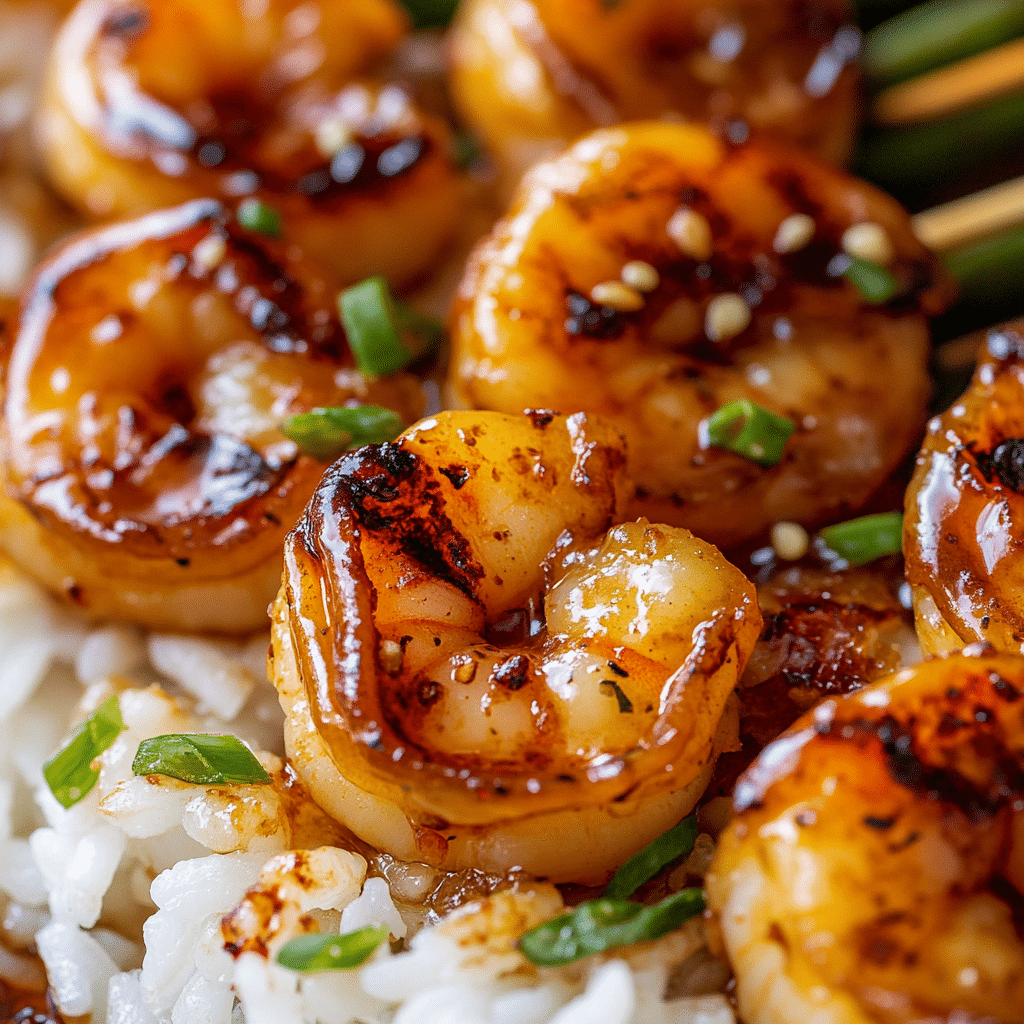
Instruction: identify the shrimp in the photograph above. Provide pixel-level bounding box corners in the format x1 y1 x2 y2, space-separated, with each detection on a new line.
271 409 762 883
449 121 950 549
449 0 861 192
705 647 1024 1024
35 0 461 289
0 198 424 634
905 320 1024 658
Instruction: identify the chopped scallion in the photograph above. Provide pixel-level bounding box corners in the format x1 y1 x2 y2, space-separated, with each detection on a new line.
132 734 271 786
843 257 900 304
276 924 389 973
705 400 795 467
236 198 282 238
43 695 124 809
282 405 404 461
818 512 904 566
602 814 699 901
519 889 705 967
339 276 443 378
863 0 1024 87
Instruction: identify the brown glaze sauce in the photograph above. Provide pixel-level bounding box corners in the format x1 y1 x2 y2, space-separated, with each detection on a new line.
905 320 1024 651
564 154 941 346
91 4 432 204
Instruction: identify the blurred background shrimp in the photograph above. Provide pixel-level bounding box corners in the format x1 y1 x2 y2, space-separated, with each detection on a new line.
905 319 1024 658
449 121 951 550
35 0 462 288
449 0 862 193
272 409 762 882
0 198 425 634
711 559 920 796
706 647 1024 1024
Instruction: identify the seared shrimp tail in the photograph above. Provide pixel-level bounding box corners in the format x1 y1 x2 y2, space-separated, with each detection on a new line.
272 410 762 881
0 198 424 633
37 0 462 288
450 121 951 548
707 647 1024 1024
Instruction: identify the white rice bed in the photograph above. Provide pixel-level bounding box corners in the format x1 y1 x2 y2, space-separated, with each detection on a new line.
0 557 734 1024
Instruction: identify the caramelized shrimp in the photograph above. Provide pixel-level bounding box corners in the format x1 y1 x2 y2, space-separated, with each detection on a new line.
449 122 949 549
905 320 1024 657
706 648 1024 1024
36 0 461 288
449 0 861 191
0 198 424 633
271 409 761 882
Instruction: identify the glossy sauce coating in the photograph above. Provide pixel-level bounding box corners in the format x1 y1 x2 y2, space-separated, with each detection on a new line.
707 648 1024 1024
0 198 424 632
450 0 861 192
271 409 761 881
450 121 950 548
36 0 461 287
905 321 1024 657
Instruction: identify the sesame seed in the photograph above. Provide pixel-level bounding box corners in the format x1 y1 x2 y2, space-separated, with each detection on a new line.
771 521 810 560
773 213 816 254
620 260 660 293
192 234 227 271
591 280 645 312
453 659 477 684
650 297 700 346
841 222 894 266
380 639 404 675
667 207 713 261
705 293 751 342
314 116 352 158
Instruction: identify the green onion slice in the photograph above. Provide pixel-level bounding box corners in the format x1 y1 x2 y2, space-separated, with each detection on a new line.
705 400 795 467
843 257 900 305
43 695 124 809
602 814 699 901
864 0 1024 88
277 924 389 973
132 734 271 786
236 198 282 238
282 405 404 461
818 512 904 566
519 889 706 967
339 276 443 378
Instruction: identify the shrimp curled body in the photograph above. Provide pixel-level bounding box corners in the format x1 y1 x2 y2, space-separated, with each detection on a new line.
271 410 761 882
36 0 461 288
450 122 948 548
706 648 1024 1024
449 0 861 192
905 320 1024 657
0 198 424 633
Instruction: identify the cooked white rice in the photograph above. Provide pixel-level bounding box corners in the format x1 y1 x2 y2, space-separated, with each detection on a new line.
0 556 735 1024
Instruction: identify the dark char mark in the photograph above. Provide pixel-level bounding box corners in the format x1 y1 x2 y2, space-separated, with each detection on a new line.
974 438 1024 493
333 443 486 598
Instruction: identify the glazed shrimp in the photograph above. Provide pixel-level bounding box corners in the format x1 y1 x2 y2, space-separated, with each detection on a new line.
271 409 761 883
905 320 1024 658
449 121 950 549
706 647 1024 1024
0 198 424 634
36 0 461 288
449 0 861 192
